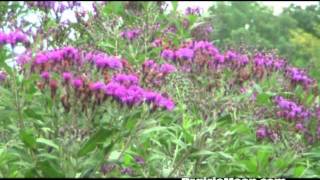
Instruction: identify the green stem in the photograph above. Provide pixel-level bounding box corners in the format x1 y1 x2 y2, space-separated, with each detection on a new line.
117 110 147 162
10 52 24 129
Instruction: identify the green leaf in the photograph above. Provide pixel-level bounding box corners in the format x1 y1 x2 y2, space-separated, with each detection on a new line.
256 93 272 105
217 114 232 124
20 129 37 150
37 160 64 178
24 167 39 178
293 166 306 177
218 152 234 160
103 1 124 16
171 1 178 12
77 128 113 157
24 108 43 120
140 126 169 136
253 84 263 93
190 150 217 157
257 149 271 168
36 138 59 150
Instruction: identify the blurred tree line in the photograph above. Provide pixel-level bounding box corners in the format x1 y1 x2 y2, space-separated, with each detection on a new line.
208 1 320 80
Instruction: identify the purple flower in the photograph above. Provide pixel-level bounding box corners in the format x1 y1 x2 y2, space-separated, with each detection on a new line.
120 29 141 41
89 82 106 91
134 156 145 165
285 66 314 89
143 60 157 70
94 55 123 70
40 71 50 80
295 123 304 131
144 91 158 103
175 48 194 61
120 167 133 175
214 54 225 64
161 49 175 61
62 46 80 62
154 95 175 111
182 19 189 28
62 72 73 82
34 53 49 64
104 82 122 96
0 30 30 47
106 56 123 69
112 74 139 86
7 30 30 46
0 71 7 81
274 96 311 122
160 64 176 74
256 125 268 139
273 59 286 70
120 86 144 105
0 32 6 45
16 51 32 66
225 50 237 61
100 164 116 175
152 39 162 47
185 7 201 15
72 78 83 89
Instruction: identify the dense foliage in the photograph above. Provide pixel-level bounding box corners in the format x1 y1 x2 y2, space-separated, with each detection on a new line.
0 1 320 178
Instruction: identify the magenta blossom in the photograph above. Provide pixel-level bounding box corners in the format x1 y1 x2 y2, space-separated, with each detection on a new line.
72 78 83 89
40 71 50 80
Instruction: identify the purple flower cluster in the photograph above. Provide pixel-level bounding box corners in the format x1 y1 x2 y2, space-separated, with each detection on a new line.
112 74 139 87
103 82 175 110
134 156 145 165
0 31 30 47
142 60 176 87
285 67 314 90
175 48 194 61
72 78 84 90
161 49 175 61
152 38 162 48
16 51 32 67
100 164 116 175
274 96 311 124
256 125 268 139
26 1 56 10
40 71 50 81
161 41 220 63
144 90 175 111
256 125 279 141
31 47 123 74
105 82 145 106
160 63 176 74
0 71 7 82
160 40 251 72
62 72 73 83
142 60 176 75
120 167 133 175
34 46 81 66
85 52 123 70
253 53 286 71
163 25 177 34
26 1 81 13
105 73 175 110
120 29 141 41
158 40 318 92
185 7 201 15
49 71 176 111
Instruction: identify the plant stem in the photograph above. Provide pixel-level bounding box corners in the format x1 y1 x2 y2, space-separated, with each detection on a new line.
168 148 193 177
